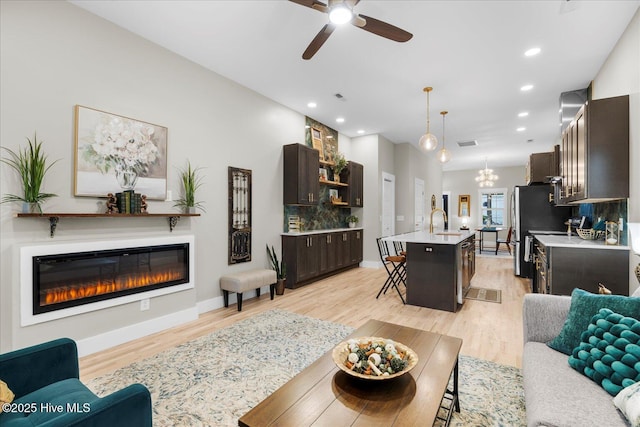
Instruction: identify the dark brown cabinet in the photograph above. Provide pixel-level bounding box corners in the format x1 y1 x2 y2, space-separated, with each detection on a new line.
342 161 364 207
283 230 363 288
558 95 629 204
526 152 555 185
283 143 320 205
533 238 630 296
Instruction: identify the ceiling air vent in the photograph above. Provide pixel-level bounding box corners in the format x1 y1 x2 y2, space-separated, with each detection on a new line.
457 140 478 147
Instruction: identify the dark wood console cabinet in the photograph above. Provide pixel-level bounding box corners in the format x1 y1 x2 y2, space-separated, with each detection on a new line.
282 229 363 288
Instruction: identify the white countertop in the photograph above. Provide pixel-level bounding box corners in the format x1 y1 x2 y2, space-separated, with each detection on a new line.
382 230 475 245
533 234 630 250
281 227 363 236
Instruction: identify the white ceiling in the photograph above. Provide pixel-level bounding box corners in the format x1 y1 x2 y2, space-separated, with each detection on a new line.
69 0 638 171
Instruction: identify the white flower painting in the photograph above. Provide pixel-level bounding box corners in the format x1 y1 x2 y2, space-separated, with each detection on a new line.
74 105 167 199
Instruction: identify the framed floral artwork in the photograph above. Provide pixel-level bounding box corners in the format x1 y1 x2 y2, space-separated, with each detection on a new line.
74 105 168 199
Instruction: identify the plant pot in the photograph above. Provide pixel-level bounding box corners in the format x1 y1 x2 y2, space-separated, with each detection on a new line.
22 202 40 214
349 222 356 228
276 278 286 295
186 206 197 214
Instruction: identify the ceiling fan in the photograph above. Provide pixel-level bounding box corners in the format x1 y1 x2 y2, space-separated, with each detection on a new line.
289 0 413 60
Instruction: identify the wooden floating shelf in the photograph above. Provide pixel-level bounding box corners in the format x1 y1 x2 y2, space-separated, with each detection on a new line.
16 212 201 237
319 179 348 187
331 201 349 206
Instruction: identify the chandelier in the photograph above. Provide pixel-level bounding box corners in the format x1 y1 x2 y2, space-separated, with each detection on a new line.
475 159 499 187
418 87 438 152
437 111 451 163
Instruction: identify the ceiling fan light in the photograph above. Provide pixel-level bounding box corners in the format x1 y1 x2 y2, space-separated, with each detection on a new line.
419 133 438 152
329 5 353 25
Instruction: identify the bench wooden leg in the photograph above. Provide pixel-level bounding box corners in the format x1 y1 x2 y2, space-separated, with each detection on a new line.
270 283 275 300
256 287 261 298
223 290 229 308
237 292 243 311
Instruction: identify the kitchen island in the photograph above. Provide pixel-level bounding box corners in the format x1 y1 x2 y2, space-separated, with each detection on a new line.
384 230 476 312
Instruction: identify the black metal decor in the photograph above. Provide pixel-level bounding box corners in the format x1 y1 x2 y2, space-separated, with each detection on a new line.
228 167 252 264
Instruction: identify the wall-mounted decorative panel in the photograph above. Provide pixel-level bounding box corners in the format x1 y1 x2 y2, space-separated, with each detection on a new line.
228 167 252 264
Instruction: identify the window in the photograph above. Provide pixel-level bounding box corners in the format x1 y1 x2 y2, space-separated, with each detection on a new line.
478 188 507 226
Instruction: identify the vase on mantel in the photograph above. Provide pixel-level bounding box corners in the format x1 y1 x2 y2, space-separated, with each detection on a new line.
115 165 138 190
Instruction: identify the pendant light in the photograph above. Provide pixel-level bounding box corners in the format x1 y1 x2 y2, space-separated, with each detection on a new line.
437 111 451 163
475 158 499 187
418 87 438 152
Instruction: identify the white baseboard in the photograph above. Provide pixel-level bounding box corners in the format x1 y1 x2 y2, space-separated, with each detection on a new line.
76 306 198 357
360 260 381 269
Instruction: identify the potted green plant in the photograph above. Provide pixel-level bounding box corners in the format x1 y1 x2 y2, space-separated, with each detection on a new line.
1 134 59 214
332 150 348 182
266 245 287 295
346 215 359 228
174 161 205 213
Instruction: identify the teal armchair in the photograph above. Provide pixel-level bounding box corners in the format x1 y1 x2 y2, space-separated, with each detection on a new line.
0 338 152 426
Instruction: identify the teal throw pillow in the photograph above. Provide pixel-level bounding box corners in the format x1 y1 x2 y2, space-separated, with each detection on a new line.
548 288 640 355
568 308 639 396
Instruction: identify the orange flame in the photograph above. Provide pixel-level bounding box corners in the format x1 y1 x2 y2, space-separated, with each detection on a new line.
42 269 184 306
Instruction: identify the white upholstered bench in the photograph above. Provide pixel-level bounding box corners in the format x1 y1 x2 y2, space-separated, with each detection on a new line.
219 269 277 311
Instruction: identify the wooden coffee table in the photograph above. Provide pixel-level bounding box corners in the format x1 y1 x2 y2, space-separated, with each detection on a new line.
239 319 463 427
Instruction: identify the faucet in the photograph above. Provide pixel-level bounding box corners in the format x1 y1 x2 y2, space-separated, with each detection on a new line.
429 208 448 233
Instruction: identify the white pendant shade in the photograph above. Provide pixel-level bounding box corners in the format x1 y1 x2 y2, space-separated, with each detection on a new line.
419 133 438 151
419 87 438 152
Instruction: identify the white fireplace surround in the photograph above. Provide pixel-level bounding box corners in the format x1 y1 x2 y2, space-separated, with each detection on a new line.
20 235 195 326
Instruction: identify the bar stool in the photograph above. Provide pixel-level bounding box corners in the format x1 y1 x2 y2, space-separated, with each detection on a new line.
376 237 406 304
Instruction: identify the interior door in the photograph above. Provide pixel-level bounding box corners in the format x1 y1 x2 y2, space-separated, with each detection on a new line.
414 178 425 231
382 172 395 237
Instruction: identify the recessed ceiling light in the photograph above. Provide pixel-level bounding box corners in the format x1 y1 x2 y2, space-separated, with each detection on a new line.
521 84 534 91
357 130 365 134
518 112 529 117
517 127 526 132
307 102 317 108
336 117 345 123
524 47 541 57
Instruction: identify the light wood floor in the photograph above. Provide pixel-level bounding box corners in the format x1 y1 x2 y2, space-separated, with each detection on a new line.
80 255 530 382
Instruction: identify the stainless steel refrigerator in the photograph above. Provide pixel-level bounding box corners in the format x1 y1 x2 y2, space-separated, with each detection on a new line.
513 185 572 278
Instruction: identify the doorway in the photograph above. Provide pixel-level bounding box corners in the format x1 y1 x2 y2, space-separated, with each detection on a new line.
382 172 395 236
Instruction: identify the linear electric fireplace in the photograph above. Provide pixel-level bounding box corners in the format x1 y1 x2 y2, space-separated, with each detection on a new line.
33 244 188 314
21 236 195 326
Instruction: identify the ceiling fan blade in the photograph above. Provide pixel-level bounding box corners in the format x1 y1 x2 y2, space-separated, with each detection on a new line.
302 23 336 60
289 0 329 13
355 14 413 42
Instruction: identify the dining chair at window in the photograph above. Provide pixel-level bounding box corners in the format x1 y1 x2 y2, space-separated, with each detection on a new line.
496 226 513 255
376 237 406 304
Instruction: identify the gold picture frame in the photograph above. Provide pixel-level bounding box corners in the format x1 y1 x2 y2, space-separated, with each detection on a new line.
311 127 324 160
458 194 470 217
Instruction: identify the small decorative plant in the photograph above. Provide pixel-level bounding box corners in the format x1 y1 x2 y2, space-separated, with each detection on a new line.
174 161 205 213
0 134 59 213
332 150 348 176
266 245 286 280
346 215 359 224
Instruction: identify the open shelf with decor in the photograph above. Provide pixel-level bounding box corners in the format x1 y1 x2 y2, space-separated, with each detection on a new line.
16 213 201 237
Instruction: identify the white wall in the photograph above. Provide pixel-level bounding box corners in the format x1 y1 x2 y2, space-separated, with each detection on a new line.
593 8 640 294
0 1 299 352
443 166 527 232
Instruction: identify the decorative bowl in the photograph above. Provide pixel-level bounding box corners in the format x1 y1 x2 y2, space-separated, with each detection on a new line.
332 336 418 380
576 228 605 240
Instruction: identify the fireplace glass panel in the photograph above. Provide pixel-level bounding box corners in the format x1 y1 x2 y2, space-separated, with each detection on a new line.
33 243 189 314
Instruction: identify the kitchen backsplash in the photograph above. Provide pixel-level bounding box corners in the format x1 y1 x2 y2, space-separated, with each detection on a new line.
577 199 628 244
283 186 351 232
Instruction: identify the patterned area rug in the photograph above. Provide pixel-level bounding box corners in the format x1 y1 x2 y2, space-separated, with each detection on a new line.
86 309 525 426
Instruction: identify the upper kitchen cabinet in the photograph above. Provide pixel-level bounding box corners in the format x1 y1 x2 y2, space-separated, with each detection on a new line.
526 151 556 185
558 95 629 204
283 143 320 205
341 161 364 207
